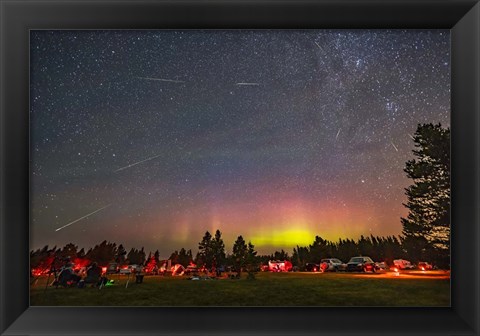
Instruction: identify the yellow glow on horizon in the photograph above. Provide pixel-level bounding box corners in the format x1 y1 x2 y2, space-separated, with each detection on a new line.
251 228 314 247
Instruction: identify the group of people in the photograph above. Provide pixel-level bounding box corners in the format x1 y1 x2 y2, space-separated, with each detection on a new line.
53 261 106 288
53 261 147 288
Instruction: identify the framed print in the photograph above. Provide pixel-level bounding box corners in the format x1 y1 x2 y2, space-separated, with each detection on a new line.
27 28 453 308
1 0 479 335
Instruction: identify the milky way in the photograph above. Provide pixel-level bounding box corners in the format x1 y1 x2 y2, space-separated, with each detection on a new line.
30 30 450 256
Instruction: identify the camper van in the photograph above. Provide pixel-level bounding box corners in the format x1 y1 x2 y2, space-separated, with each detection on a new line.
268 260 293 272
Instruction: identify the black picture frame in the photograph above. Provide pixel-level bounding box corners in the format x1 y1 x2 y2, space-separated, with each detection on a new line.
1 0 479 335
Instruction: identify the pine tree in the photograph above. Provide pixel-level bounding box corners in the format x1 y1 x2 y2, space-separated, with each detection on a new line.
177 248 192 266
139 247 146 265
198 231 213 268
401 123 450 266
309 236 329 262
232 235 248 275
246 242 258 280
212 229 226 267
292 246 309 269
127 248 139 264
116 244 127 265
194 251 204 267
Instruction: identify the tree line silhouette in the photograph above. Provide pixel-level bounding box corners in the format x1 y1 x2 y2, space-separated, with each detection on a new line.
29 230 440 274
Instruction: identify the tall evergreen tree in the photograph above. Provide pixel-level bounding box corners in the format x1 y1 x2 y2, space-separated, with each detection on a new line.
169 250 180 265
232 235 248 275
194 251 204 267
292 246 309 269
116 244 127 264
212 229 226 267
198 231 214 268
401 123 450 266
126 248 139 264
245 242 258 280
309 236 330 262
138 247 146 265
176 248 192 266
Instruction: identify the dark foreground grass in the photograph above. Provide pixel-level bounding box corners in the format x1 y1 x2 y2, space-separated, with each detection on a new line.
30 272 450 306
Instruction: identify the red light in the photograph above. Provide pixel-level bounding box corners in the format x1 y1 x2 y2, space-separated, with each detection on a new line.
421 267 425 271
313 267 317 272
102 267 107 273
31 268 49 277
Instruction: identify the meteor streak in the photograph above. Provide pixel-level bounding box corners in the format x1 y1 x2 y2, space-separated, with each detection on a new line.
314 41 323 50
55 204 111 232
335 128 341 140
391 142 399 152
236 82 260 86
408 133 415 140
115 154 162 172
137 77 185 83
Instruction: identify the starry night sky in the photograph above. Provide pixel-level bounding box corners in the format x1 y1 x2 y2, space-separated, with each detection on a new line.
30 30 450 256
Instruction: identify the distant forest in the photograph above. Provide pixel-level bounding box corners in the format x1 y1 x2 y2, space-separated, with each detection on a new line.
29 230 443 274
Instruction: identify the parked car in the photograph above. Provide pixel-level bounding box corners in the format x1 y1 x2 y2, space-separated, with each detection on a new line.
417 261 433 271
305 263 320 272
346 256 377 272
393 259 415 270
106 262 119 274
320 258 347 272
119 264 137 275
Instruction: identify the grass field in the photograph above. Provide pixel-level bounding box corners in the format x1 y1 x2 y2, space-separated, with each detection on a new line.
30 271 450 306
